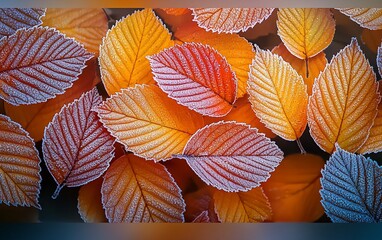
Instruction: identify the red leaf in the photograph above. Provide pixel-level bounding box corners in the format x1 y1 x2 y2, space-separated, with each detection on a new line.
42 88 114 199
149 43 237 117
177 121 284 192
0 26 93 105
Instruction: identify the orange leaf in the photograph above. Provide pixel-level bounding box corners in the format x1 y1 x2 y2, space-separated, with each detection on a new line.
0 8 45 38
0 114 41 209
99 8 173 95
149 43 237 117
154 8 194 33
203 96 276 138
4 60 99 142
0 26 93 105
192 8 274 33
173 21 254 98
101 154 185 222
308 38 380 153
41 8 108 56
177 121 283 192
262 153 325 222
277 8 335 59
43 88 115 198
96 84 205 161
77 177 106 223
338 8 382 30
248 47 308 141
213 187 271 223
192 210 210 223
272 43 327 95
359 83 382 154
162 8 190 16
361 29 382 53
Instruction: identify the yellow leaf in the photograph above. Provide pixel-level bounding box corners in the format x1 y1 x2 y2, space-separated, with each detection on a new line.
338 8 382 30
247 47 308 141
262 153 325 222
42 8 108 56
213 188 272 223
99 9 173 95
4 60 99 142
272 43 327 95
96 84 205 161
359 83 382 154
102 154 185 222
277 8 335 59
77 177 107 223
174 21 254 98
308 38 380 153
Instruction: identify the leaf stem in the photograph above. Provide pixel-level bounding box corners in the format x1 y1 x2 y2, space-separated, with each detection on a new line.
296 138 307 154
305 58 309 79
52 184 65 199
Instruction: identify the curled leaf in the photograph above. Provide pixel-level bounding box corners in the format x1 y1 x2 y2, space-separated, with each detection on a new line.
43 88 115 198
338 8 382 30
96 84 204 161
177 121 284 192
0 26 93 106
308 38 380 153
320 146 382 223
102 154 185 222
149 43 237 117
0 114 41 209
191 8 274 34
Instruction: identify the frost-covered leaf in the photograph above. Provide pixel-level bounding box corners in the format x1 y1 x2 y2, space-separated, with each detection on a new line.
248 47 308 141
192 210 210 223
101 154 185 222
78 177 106 223
338 8 382 30
4 60 99 142
99 8 173 95
149 43 237 117
272 43 327 95
96 84 205 161
308 38 380 153
177 121 284 192
378 44 382 76
277 8 335 59
0 8 45 38
213 187 272 223
0 114 41 209
42 8 108 56
262 153 325 222
0 26 93 106
320 146 382 223
43 88 115 198
173 21 254 98
191 8 274 34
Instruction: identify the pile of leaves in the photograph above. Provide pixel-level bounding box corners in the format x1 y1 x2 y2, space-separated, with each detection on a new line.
0 8 382 223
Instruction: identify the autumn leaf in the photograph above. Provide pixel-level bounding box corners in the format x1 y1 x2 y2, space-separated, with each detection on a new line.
262 153 325 222
0 8 45 38
173 21 254 98
77 177 107 223
308 38 380 153
378 44 382 76
213 187 272 223
43 88 115 198
177 121 283 192
4 59 99 142
162 8 190 16
192 210 210 223
361 29 382 53
0 114 41 209
96 84 205 161
0 26 93 106
191 8 274 34
99 8 173 95
101 154 185 222
149 43 237 117
272 43 327 95
184 187 219 222
320 146 382 222
338 8 382 30
277 8 335 59
41 8 108 56
358 83 382 154
247 46 308 141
